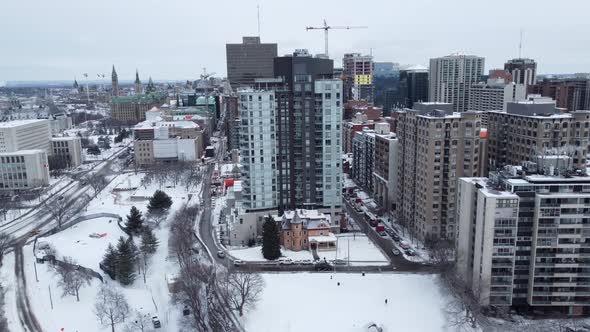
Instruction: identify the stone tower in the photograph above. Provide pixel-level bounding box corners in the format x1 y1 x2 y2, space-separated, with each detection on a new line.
111 65 119 96
134 69 142 95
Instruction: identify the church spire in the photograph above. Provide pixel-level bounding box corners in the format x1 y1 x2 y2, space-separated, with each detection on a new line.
135 69 141 84
111 65 119 96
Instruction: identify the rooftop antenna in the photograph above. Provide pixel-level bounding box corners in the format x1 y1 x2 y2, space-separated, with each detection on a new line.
257 4 261 37
518 28 523 58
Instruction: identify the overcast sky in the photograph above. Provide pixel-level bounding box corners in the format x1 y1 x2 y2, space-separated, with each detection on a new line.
1 0 589 81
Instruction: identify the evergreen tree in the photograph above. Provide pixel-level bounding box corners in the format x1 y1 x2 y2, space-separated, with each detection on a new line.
125 206 144 235
140 228 159 255
115 237 136 285
147 190 172 213
261 216 281 260
100 243 118 280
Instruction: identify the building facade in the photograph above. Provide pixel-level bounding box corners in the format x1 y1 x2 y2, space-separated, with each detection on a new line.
457 164 590 315
238 89 278 211
504 58 537 88
111 93 168 124
429 55 485 113
373 126 398 213
397 67 429 109
486 98 590 172
226 36 278 89
276 209 336 251
352 128 375 192
133 118 203 166
342 53 374 102
396 103 483 240
468 78 526 113
0 119 51 153
273 50 342 218
50 137 83 168
529 78 590 113
111 65 119 97
0 150 50 191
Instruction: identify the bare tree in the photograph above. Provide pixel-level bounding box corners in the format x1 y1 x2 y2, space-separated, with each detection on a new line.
124 310 150 332
220 271 265 316
0 233 13 266
146 210 167 228
94 284 130 332
53 256 92 302
84 173 108 198
44 195 83 229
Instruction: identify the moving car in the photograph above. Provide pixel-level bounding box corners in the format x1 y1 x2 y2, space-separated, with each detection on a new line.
392 249 401 256
299 259 313 265
378 231 387 237
152 316 161 328
233 259 243 267
216 250 226 258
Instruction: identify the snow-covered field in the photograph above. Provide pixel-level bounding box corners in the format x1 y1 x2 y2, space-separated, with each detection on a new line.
1 253 20 331
229 234 389 266
244 273 453 332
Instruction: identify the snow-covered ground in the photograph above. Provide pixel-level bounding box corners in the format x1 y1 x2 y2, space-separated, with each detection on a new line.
16 170 202 332
244 273 459 332
1 253 20 331
229 234 389 266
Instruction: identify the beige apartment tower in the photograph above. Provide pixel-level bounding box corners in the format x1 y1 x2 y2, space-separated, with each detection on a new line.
396 102 483 240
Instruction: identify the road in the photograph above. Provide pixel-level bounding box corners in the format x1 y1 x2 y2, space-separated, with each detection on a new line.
14 243 43 332
343 200 435 272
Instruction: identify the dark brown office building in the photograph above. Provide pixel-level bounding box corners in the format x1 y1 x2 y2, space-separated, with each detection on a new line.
226 36 277 89
529 78 590 112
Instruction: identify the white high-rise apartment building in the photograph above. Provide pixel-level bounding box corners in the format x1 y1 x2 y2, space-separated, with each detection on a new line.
238 89 278 211
315 79 343 211
457 163 590 315
0 119 52 153
429 55 485 113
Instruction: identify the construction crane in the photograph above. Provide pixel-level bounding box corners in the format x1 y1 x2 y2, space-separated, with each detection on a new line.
306 19 368 58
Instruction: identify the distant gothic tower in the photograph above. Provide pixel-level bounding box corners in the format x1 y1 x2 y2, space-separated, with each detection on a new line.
111 65 119 96
145 76 156 94
134 69 142 94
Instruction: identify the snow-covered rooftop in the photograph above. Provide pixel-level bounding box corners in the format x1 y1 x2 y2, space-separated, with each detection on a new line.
0 119 47 128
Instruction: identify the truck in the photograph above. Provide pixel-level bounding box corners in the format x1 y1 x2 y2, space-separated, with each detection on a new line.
375 224 385 233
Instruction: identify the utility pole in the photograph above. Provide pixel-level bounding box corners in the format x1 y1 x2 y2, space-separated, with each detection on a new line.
48 285 54 309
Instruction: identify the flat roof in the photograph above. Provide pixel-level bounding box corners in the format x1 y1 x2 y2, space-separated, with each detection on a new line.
0 149 45 156
0 119 48 128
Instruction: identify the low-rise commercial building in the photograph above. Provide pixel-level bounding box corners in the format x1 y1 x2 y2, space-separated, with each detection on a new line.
50 137 83 168
0 150 50 191
133 117 203 167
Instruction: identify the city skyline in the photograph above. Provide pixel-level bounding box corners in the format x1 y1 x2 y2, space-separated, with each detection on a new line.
1 0 589 81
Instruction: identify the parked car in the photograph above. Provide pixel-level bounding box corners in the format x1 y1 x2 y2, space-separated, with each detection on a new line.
299 259 313 265
314 261 333 271
378 231 387 237
279 258 294 265
392 249 401 256
405 249 416 256
152 316 161 328
216 250 225 258
399 242 411 250
233 260 243 267
391 234 401 242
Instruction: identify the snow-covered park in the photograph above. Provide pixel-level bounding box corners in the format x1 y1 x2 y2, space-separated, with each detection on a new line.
244 273 456 332
229 234 390 266
4 168 203 332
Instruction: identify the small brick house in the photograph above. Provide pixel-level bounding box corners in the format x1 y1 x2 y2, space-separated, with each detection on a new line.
275 209 337 252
